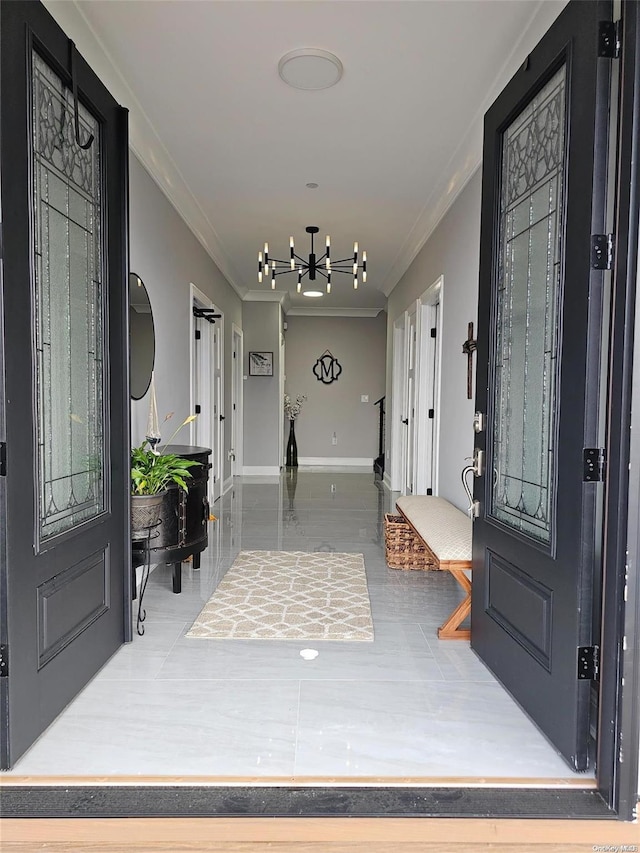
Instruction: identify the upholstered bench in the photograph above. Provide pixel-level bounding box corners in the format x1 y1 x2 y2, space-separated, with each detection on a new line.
395 495 473 640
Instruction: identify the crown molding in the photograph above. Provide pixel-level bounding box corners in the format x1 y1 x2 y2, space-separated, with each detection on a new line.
285 307 383 318
43 0 246 300
243 290 291 309
381 0 567 297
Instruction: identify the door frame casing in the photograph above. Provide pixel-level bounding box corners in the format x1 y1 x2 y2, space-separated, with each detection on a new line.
596 0 640 816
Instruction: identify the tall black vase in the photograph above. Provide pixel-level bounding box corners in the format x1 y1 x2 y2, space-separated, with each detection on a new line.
286 419 298 467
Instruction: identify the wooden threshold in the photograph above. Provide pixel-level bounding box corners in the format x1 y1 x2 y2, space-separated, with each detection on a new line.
2 815 639 851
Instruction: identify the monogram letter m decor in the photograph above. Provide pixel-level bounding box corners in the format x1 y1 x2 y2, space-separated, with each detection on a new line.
313 350 342 385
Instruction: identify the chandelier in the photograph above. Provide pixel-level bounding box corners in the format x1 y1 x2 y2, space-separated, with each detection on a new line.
257 226 367 296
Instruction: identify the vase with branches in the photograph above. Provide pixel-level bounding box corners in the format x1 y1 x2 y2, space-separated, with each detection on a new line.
284 394 306 468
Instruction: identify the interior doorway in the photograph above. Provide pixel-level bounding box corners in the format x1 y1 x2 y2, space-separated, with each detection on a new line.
231 324 244 478
415 277 443 496
391 284 443 497
190 285 224 504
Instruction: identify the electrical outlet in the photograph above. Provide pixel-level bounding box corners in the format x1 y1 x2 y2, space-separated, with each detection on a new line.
331 432 337 445
361 394 369 403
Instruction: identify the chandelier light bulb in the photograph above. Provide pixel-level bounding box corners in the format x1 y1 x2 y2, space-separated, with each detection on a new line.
258 269 263 283
354 277 358 289
290 237 295 269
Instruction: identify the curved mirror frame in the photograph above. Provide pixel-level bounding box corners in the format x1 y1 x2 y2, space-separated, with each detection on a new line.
129 272 155 399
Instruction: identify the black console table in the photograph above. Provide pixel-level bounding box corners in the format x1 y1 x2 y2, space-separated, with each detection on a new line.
132 444 212 594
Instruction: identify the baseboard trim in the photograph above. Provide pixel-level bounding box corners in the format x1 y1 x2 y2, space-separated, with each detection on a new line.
242 466 281 476
298 457 373 467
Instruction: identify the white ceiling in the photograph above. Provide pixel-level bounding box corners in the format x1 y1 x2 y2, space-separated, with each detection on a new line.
69 0 562 314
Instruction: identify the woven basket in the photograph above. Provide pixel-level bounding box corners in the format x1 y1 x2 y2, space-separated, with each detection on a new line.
384 513 434 571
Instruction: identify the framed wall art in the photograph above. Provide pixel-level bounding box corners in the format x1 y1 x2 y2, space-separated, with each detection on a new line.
248 351 273 376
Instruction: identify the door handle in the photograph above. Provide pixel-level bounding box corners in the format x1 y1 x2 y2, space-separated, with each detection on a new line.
219 414 225 421
472 447 485 477
402 418 409 425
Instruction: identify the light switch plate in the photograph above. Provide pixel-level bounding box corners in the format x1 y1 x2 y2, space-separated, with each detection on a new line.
361 394 369 403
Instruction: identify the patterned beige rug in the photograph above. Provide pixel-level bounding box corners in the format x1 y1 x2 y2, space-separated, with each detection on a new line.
186 550 374 641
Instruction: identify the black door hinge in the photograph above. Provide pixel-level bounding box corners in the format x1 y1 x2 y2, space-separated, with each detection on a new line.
0 442 6 476
195 404 201 415
0 645 8 677
428 408 435 419
598 20 621 58
195 329 201 340
578 645 599 680
430 327 437 338
591 233 615 270
583 447 606 482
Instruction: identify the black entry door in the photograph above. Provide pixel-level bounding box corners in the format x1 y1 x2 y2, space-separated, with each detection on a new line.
471 0 613 771
0 1 129 768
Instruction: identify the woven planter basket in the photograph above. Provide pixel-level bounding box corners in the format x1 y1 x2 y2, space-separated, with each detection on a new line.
384 512 434 571
131 492 166 540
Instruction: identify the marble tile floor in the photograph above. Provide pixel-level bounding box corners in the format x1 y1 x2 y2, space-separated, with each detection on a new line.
6 471 591 780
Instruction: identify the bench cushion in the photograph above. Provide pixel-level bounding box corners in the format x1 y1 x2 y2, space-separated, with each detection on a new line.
396 496 472 563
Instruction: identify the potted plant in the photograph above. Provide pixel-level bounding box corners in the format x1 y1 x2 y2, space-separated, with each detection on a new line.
130 414 201 538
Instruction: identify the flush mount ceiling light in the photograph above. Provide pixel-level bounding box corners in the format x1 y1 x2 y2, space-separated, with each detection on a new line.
258 226 367 295
303 291 324 298
278 49 343 90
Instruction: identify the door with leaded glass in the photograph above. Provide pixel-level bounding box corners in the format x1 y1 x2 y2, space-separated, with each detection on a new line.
471 0 613 771
0 0 129 768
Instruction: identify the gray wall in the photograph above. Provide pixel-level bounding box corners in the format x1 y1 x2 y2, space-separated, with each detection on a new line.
129 153 242 484
284 314 387 461
386 169 481 511
242 302 282 469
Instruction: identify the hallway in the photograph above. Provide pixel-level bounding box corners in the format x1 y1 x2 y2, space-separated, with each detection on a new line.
6 471 590 781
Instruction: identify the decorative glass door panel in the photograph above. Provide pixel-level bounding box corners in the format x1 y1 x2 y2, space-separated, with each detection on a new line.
491 66 566 544
32 52 105 543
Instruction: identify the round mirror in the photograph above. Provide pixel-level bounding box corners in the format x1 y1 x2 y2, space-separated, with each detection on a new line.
129 272 155 400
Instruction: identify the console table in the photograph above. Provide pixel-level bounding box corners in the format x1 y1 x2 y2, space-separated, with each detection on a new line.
132 444 212 594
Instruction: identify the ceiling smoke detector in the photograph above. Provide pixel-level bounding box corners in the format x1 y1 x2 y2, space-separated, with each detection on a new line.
278 49 343 90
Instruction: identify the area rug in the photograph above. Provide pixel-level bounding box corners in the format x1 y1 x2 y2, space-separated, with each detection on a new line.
186 550 374 641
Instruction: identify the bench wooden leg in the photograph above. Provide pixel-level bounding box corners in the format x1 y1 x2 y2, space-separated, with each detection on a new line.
437 568 471 640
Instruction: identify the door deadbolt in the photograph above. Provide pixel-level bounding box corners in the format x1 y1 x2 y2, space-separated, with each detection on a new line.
473 412 485 433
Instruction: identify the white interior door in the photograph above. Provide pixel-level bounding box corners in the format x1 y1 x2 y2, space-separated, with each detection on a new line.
404 309 417 494
231 325 243 477
415 277 443 495
190 286 220 504
212 318 224 503
391 319 406 492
